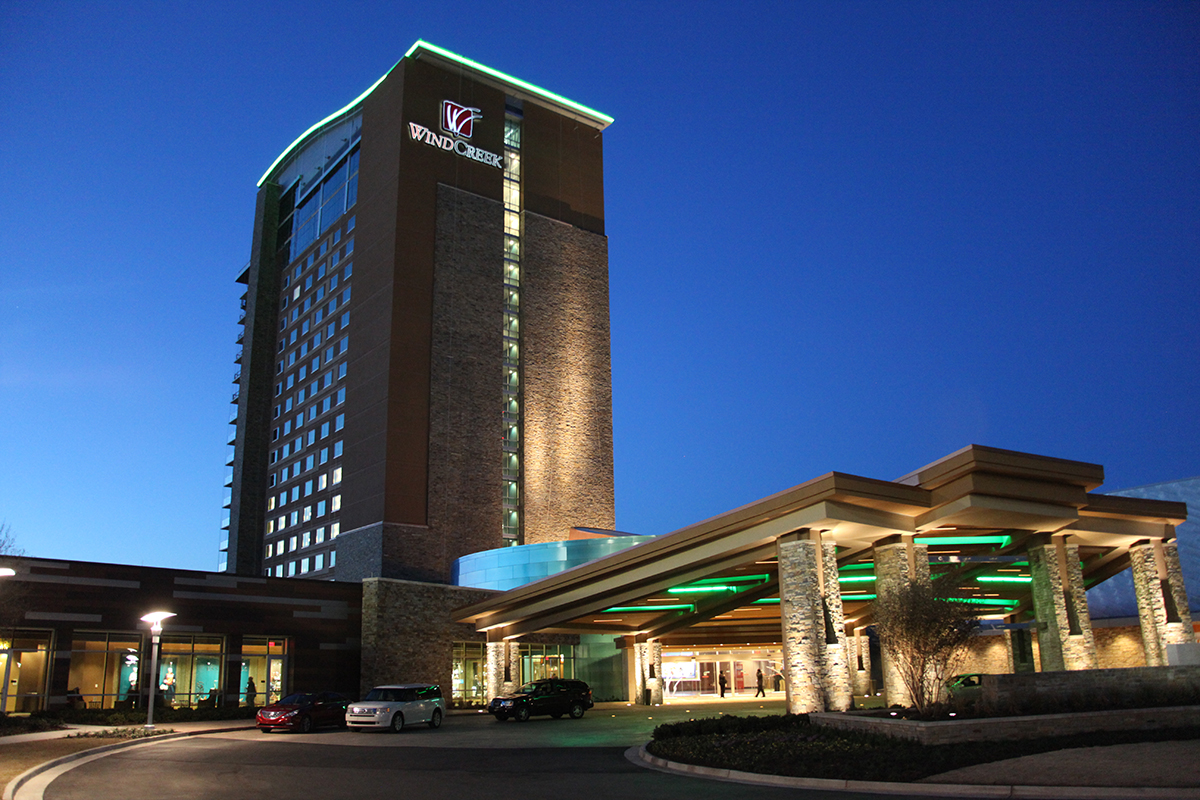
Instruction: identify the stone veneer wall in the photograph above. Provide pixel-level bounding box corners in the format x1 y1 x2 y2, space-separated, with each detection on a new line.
982 664 1200 706
1094 624 1148 669
959 631 1015 676
520 211 615 544
359 578 578 697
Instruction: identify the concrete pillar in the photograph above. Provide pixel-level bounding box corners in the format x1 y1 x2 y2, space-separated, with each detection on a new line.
819 541 852 711
1130 540 1196 666
777 532 825 713
873 540 930 707
485 639 522 700
1028 540 1097 671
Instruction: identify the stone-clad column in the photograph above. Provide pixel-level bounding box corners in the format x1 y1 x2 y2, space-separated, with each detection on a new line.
633 641 663 705
849 628 872 697
777 532 824 712
1028 540 1097 671
485 639 521 700
819 541 852 711
1130 540 1196 666
873 541 930 707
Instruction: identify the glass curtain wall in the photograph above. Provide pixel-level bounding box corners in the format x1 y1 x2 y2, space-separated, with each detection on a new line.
1 630 52 712
157 635 224 708
241 636 289 706
451 641 486 708
66 632 142 710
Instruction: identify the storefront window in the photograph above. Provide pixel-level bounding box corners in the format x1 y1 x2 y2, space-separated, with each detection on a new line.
67 632 141 710
451 642 486 708
519 643 574 682
241 636 289 706
1 630 52 712
158 634 224 709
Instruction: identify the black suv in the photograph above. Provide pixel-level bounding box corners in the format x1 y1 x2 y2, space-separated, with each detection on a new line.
488 678 593 722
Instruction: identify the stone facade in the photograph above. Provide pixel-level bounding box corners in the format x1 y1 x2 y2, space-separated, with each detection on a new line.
1093 624 1147 669
959 631 1015 676
820 541 852 710
1130 541 1197 666
873 541 930 707
777 534 824 712
1028 541 1097 671
849 629 872 696
521 212 615 543
633 640 663 705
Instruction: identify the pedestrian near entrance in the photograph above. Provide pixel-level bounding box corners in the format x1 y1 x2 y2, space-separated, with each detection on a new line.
755 668 765 697
246 677 257 708
718 671 727 697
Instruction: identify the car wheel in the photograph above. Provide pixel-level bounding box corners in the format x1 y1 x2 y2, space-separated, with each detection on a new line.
390 712 404 732
514 706 530 722
300 716 314 733
568 702 585 719
493 713 507 722
428 708 442 729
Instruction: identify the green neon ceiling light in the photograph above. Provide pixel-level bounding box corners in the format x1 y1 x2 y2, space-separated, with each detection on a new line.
258 39 613 187
603 604 694 613
837 576 876 584
841 594 878 600
752 598 781 605
839 563 876 571
667 586 738 594
976 575 1032 584
686 574 770 586
914 536 1013 547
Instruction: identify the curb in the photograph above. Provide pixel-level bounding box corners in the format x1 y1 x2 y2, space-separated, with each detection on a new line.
2 726 250 800
625 744 1200 800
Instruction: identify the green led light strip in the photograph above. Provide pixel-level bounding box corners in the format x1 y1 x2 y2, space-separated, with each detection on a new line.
837 576 876 584
976 575 1032 583
406 40 613 127
839 563 876 571
752 598 781 605
259 39 613 187
686 574 770 586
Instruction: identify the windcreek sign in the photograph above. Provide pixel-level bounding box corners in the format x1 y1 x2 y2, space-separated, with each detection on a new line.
407 100 503 169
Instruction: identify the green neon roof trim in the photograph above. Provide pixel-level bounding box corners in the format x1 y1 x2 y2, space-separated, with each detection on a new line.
839 563 876 571
837 576 877 583
914 536 1013 547
752 598 781 604
259 39 612 187
257 68 394 187
405 40 613 127
603 604 694 613
976 575 1032 583
841 594 878 600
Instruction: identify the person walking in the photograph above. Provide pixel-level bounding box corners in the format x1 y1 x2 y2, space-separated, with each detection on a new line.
245 676 257 708
718 671 727 697
755 668 765 697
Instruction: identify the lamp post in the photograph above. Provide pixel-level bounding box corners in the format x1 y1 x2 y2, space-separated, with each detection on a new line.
140 612 175 730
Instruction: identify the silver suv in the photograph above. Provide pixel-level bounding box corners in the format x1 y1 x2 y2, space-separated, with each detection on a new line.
346 683 445 732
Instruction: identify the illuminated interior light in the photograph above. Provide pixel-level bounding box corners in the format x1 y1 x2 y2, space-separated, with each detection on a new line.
914 535 1013 547
667 585 737 594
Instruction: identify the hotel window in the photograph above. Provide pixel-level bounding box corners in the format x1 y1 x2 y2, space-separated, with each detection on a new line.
331 494 341 512
315 553 324 570
288 562 297 577
332 466 342 485
301 558 310 574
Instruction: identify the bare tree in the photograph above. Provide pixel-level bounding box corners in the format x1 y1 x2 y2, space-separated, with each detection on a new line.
871 579 978 715
0 522 26 630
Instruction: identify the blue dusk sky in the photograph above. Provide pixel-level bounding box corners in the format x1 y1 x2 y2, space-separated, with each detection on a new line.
1 2 1197 570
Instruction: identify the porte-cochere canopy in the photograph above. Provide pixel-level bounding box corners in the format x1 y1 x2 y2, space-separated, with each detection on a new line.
456 446 1192 710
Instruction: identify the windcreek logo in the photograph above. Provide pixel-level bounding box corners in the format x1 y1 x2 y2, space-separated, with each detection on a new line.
407 99 503 169
441 100 482 138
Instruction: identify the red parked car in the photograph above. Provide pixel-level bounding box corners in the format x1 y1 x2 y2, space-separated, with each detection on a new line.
256 691 349 733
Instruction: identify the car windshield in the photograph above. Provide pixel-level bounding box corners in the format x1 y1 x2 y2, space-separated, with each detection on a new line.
364 688 401 702
518 682 541 694
279 693 316 706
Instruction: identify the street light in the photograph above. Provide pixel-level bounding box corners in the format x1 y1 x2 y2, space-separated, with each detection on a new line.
0 568 14 577
140 611 176 730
